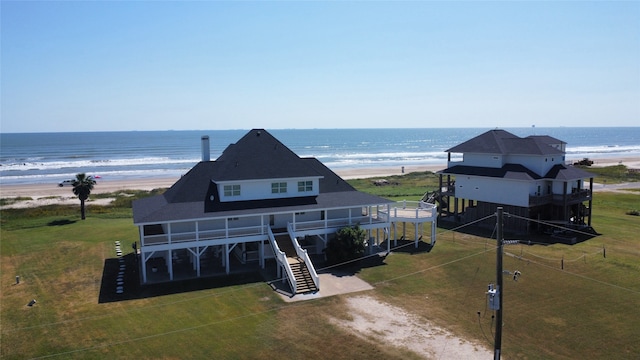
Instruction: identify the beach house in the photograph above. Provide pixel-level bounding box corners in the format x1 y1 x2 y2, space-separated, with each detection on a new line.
132 129 437 293
434 129 594 236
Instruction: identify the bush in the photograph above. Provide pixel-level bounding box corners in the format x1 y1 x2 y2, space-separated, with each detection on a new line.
325 224 366 265
626 209 639 216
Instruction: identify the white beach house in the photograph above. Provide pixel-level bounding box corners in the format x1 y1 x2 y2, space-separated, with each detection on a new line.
435 129 594 235
132 129 437 293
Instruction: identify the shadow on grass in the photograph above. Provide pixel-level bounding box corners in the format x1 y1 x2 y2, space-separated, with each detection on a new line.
437 221 599 246
382 239 435 254
98 254 265 303
314 239 437 278
47 219 77 226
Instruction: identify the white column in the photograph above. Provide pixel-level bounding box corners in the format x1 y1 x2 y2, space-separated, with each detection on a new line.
225 243 230 274
431 220 436 245
142 251 147 283
139 225 145 246
259 241 265 269
196 247 201 277
415 222 419 248
168 249 173 280
393 222 397 246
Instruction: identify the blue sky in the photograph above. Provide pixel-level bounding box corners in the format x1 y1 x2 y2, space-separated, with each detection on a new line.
1 1 638 133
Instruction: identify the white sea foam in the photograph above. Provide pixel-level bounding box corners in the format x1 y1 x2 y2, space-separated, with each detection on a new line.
1 157 200 172
1 128 638 185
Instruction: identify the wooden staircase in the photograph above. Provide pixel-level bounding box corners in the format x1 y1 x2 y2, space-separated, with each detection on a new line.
275 234 318 294
289 259 318 293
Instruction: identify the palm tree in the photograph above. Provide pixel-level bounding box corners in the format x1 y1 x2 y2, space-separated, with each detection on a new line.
72 173 96 220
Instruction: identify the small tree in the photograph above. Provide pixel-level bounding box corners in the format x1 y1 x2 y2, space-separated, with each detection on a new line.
72 173 96 220
325 224 367 265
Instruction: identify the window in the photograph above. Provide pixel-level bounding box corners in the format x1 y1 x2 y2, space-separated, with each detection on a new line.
298 181 313 192
271 182 287 194
224 185 240 197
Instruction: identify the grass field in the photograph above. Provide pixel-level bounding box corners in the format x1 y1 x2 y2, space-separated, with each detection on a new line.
1 172 639 359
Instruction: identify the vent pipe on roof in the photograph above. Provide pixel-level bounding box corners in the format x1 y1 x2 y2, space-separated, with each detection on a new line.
201 135 210 162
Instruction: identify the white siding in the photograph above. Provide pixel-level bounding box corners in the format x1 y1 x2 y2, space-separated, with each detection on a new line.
218 177 320 202
171 222 196 234
226 216 261 229
462 153 504 168
293 210 321 223
504 155 546 176
455 176 530 207
462 153 566 177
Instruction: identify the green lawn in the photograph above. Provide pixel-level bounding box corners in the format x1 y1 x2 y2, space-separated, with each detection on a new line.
1 175 639 359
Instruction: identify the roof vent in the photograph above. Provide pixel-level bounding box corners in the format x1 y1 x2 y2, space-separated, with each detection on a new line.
201 135 210 162
257 131 261 137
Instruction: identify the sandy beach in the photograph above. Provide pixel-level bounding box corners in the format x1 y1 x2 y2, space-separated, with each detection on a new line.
0 164 445 199
1 157 638 208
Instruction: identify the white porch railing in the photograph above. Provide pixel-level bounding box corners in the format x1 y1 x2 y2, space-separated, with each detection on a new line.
288 223 319 291
291 215 387 232
142 225 266 246
378 201 437 222
267 227 296 294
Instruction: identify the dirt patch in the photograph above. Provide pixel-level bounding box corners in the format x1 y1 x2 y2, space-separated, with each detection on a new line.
329 295 491 360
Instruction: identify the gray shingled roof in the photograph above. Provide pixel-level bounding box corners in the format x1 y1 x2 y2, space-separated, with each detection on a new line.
441 164 541 180
544 164 594 180
132 129 392 224
527 135 566 146
213 129 322 181
446 129 563 156
441 163 593 182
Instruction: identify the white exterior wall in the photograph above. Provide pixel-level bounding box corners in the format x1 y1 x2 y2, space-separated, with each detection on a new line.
530 180 551 196
273 213 294 228
217 177 320 202
329 208 351 219
199 219 226 231
551 179 582 195
455 176 530 207
170 221 196 234
226 216 261 228
504 155 546 176
294 210 321 223
462 153 504 168
461 153 566 178
552 181 566 194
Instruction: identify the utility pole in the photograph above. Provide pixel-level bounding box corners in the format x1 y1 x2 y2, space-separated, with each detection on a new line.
494 207 504 360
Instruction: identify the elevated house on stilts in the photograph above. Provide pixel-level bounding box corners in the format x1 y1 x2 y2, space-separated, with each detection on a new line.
430 129 595 239
132 129 437 294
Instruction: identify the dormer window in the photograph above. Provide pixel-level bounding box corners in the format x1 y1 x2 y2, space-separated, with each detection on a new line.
271 182 287 194
224 185 241 197
298 181 313 192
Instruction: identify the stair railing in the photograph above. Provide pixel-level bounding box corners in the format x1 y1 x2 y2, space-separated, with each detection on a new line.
287 223 320 291
267 226 297 294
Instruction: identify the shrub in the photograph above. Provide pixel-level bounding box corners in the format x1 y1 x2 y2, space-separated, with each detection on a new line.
325 224 366 265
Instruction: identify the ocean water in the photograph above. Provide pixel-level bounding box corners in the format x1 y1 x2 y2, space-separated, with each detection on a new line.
1 127 639 185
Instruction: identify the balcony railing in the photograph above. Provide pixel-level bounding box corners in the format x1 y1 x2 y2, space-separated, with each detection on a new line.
529 189 591 206
291 215 386 232
378 201 438 222
141 225 267 246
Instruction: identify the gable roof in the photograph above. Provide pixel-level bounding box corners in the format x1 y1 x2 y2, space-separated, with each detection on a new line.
446 129 563 156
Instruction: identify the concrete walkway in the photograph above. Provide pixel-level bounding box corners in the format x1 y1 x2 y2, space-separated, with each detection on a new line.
275 270 374 303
